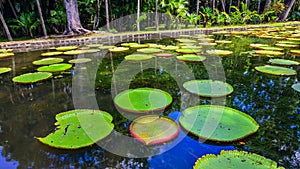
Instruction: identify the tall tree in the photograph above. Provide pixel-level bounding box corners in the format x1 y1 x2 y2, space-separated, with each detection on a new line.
63 0 90 35
0 11 13 41
263 0 272 13
93 0 102 30
155 0 159 31
137 0 140 31
36 0 47 37
257 0 261 13
105 0 110 30
220 0 226 12
276 0 296 21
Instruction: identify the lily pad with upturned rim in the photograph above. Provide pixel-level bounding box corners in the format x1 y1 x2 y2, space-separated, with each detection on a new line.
215 40 232 44
255 50 284 56
121 43 138 47
179 105 259 142
175 38 197 43
137 48 162 54
130 44 149 49
0 53 14 59
198 42 217 46
176 48 201 54
68 58 92 64
292 83 300 93
249 44 269 49
98 46 116 50
35 109 114 149
124 54 155 61
256 46 284 51
290 50 300 55
0 49 13 53
269 59 299 66
41 51 64 57
275 43 299 48
176 54 206 62
109 47 130 53
255 65 296 76
130 115 180 145
37 63 72 72
0 67 11 75
56 46 78 51
160 46 179 51
193 150 284 169
206 50 233 56
12 72 52 84
114 88 173 113
63 49 100 55
32 58 64 65
183 80 233 97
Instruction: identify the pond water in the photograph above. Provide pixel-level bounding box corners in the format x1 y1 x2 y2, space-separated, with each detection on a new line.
0 34 299 169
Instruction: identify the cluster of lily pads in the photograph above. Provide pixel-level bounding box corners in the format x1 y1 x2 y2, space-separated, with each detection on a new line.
0 49 14 75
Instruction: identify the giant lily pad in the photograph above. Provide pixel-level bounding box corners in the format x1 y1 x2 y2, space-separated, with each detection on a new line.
114 88 172 113
290 50 300 55
36 109 114 149
56 46 78 51
176 54 206 62
63 49 100 55
160 46 179 51
269 59 299 66
130 115 180 145
255 65 296 76
292 83 300 93
183 80 233 97
41 51 63 57
176 48 201 54
98 46 116 50
275 43 299 48
121 43 138 47
179 105 259 142
124 54 155 61
255 50 284 56
193 150 284 169
37 63 72 72
249 44 269 49
68 58 92 64
109 47 129 53
12 72 52 84
176 38 197 43
206 50 233 56
256 46 284 51
215 40 232 44
155 53 174 57
0 49 13 53
0 53 14 59
0 67 11 75
130 44 149 49
137 48 162 54
32 58 64 65
198 42 217 46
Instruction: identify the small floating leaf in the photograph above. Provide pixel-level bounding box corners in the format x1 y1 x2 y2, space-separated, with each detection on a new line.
176 54 206 62
114 88 172 113
56 46 78 51
292 83 300 93
0 67 11 74
255 50 284 56
255 65 296 76
68 58 92 64
0 53 14 59
32 58 64 65
137 48 162 54
179 105 259 142
124 54 154 61
36 109 114 149
12 72 52 84
269 59 299 66
37 63 72 72
176 48 201 54
130 115 180 145
183 80 233 97
41 51 63 57
109 47 129 52
63 49 100 55
206 50 233 56
193 150 284 169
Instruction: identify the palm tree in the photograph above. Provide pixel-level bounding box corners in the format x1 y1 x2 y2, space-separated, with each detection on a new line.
0 0 13 41
36 0 47 37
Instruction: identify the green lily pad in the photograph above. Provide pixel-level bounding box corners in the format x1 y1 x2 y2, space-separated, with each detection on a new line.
269 59 299 66
183 80 233 97
98 46 116 50
255 65 297 76
176 38 197 43
255 50 284 56
176 54 206 62
155 53 174 57
130 115 180 145
275 43 299 48
35 109 114 149
286 38 300 41
68 58 92 64
160 46 179 51
41 51 64 57
292 83 300 93
198 38 215 43
147 43 164 48
256 46 284 51
249 44 269 49
206 50 233 56
87 44 103 48
178 43 195 46
121 43 138 47
124 54 155 61
179 105 259 142
0 53 14 59
276 41 300 45
215 40 232 44
193 150 284 169
176 48 201 54
137 48 162 54
37 63 72 72
181 46 202 49
12 72 52 84
130 44 149 49
290 50 300 55
0 67 11 74
109 47 129 52
0 49 13 53
198 42 217 46
63 49 100 55
114 88 173 113
32 58 64 66
56 46 78 51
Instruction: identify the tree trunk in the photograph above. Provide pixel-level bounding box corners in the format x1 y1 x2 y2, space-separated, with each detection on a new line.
155 0 159 31
221 0 226 12
238 0 241 8
228 0 232 14
212 0 215 12
263 0 271 13
137 0 140 31
93 0 102 30
0 12 13 41
245 0 249 9
257 0 261 13
105 0 110 30
7 0 18 19
63 0 90 35
275 0 296 21
36 0 47 37
196 0 200 14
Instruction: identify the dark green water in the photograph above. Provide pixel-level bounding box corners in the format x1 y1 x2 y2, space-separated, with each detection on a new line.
0 35 299 169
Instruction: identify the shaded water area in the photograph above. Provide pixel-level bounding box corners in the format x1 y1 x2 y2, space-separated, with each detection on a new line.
0 34 299 169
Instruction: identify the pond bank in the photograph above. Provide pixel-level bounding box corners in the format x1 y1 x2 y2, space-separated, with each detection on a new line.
1 22 299 52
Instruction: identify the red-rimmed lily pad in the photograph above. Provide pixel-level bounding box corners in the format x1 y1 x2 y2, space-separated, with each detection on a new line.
269 59 299 66
176 48 201 54
130 115 180 145
183 80 233 97
137 48 162 54
41 51 63 57
114 88 173 113
109 47 129 53
56 46 78 51
12 72 52 84
206 50 233 56
255 50 284 56
68 58 92 64
0 53 14 59
37 63 72 72
0 67 11 75
179 105 259 142
155 53 174 57
32 58 64 65
124 54 155 61
98 46 116 50
176 54 206 62
193 150 284 169
35 109 114 149
292 83 300 93
255 65 296 76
